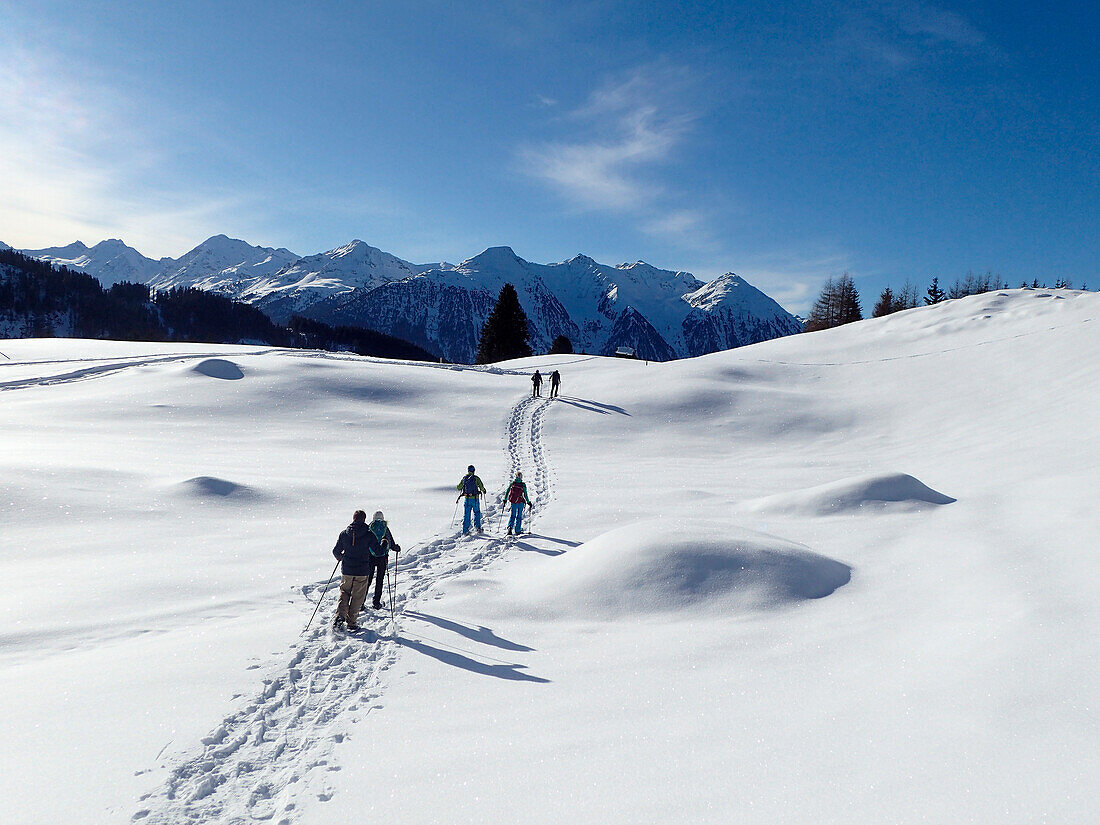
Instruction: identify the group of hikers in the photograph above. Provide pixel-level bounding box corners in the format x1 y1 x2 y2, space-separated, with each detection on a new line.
455 464 533 535
328 368 561 630
330 465 535 630
531 369 561 398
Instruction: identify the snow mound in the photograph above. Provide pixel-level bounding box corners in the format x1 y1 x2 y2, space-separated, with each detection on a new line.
191 359 244 380
176 476 254 499
740 472 956 516
521 520 851 618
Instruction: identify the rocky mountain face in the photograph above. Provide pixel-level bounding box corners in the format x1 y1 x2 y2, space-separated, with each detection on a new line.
245 241 420 323
20 236 803 362
301 246 803 362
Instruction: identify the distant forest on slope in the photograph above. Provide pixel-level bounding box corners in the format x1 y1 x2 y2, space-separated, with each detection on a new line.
0 249 438 361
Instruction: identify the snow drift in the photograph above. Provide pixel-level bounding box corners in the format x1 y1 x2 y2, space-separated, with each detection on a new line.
738 472 956 516
190 358 244 380
516 520 852 618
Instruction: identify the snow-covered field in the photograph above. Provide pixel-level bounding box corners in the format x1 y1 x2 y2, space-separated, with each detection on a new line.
2 288 1097 824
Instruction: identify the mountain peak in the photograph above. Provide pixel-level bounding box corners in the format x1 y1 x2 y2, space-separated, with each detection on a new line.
463 246 527 271
195 234 249 250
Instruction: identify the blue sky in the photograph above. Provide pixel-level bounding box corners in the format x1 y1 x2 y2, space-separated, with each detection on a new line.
1 0 1096 312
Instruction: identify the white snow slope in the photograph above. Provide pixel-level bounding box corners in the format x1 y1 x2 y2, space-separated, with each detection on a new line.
1 288 1097 825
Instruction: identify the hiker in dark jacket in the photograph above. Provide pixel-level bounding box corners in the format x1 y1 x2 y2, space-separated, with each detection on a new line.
531 370 543 397
332 510 378 630
549 369 561 398
506 471 534 535
363 510 400 610
456 464 487 533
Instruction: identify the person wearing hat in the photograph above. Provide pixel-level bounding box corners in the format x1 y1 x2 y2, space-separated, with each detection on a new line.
331 510 374 630
531 370 543 397
363 510 400 611
506 471 534 536
456 465 487 534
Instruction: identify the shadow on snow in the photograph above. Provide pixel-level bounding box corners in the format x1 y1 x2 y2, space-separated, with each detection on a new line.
404 611 535 652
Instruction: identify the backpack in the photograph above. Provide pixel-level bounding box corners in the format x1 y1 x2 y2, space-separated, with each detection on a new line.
462 474 479 496
367 519 389 556
508 481 525 503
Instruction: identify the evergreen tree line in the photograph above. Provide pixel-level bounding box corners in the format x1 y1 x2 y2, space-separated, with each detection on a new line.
804 269 1095 333
286 316 437 361
0 248 437 360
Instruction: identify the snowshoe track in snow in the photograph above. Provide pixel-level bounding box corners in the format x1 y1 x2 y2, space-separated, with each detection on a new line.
132 394 555 824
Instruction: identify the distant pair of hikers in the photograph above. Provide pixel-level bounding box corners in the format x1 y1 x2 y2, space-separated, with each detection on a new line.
456 465 534 535
531 369 561 398
331 510 400 630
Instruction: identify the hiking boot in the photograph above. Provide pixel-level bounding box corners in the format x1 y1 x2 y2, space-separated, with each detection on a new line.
372 601 383 610
507 528 513 535
332 616 345 629
346 623 361 631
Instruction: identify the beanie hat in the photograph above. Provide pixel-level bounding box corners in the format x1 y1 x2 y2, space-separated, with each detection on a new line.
468 465 475 473
373 511 385 522
515 471 523 479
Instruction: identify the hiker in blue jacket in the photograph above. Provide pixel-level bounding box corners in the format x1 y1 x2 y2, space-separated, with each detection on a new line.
506 471 534 535
456 465 487 533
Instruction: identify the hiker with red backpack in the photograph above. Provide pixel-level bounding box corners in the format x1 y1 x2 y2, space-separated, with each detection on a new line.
506 471 534 536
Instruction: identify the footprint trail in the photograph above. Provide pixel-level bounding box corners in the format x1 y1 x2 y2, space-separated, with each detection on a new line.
132 395 555 824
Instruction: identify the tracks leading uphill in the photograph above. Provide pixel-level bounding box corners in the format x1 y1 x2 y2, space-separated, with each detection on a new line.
133 395 555 824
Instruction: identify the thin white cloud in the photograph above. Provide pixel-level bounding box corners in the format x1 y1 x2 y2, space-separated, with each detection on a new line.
0 40 239 256
898 4 987 48
0 35 399 259
827 2 991 79
519 64 696 215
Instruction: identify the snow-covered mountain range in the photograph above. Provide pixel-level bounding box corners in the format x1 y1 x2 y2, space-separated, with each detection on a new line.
16 235 803 361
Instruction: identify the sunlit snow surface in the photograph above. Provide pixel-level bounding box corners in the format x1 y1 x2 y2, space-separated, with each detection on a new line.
1 288 1097 824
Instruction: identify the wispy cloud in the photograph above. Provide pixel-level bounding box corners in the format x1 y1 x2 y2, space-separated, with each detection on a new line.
0 33 406 259
518 63 701 225
827 1 991 78
0 39 241 256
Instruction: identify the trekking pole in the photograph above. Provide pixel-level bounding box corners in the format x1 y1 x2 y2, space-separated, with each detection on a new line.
450 495 461 527
496 486 509 531
387 550 398 626
305 559 340 632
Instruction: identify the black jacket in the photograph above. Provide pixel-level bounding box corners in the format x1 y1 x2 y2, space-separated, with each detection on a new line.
332 522 382 576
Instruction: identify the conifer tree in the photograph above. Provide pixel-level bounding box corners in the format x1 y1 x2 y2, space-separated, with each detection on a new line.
924 276 946 305
898 279 919 309
476 283 532 364
549 334 573 354
804 273 862 331
872 286 898 317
